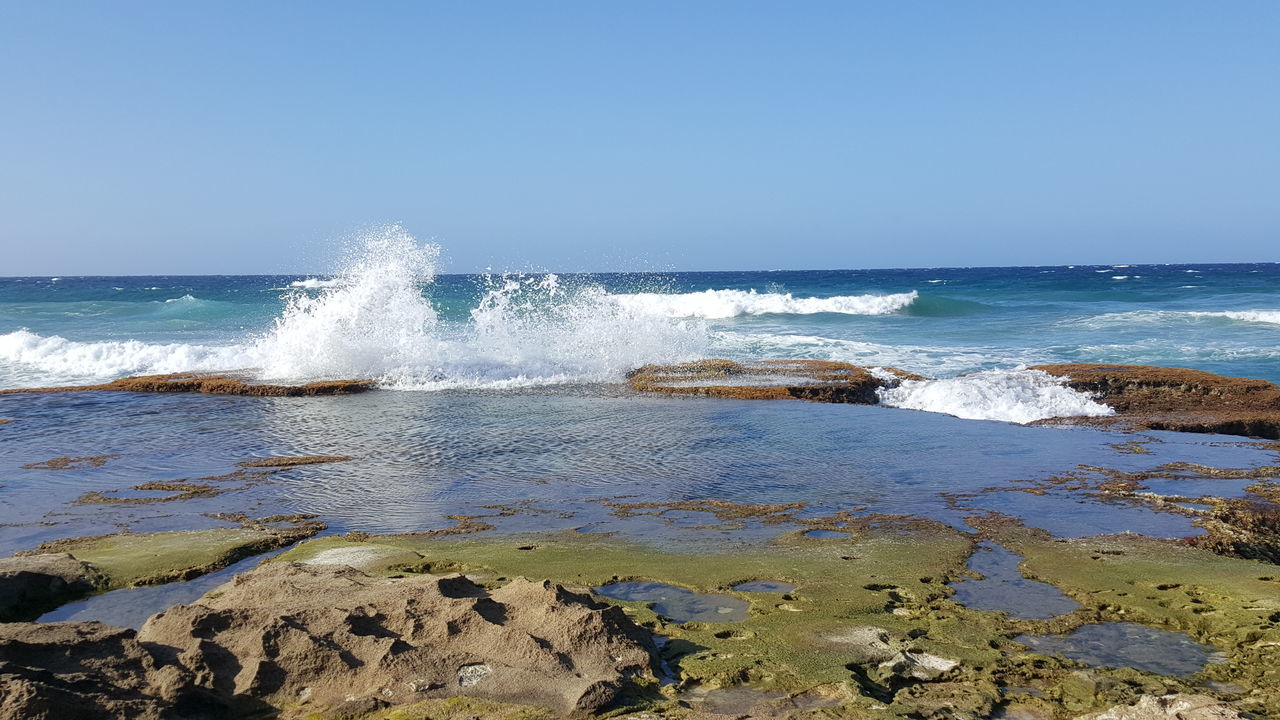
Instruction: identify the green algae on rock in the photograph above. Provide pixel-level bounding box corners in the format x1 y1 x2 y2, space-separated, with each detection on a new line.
14 519 323 590
975 516 1280 717
265 520 1280 719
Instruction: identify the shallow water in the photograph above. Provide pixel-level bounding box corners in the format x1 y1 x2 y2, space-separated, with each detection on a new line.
1016 622 1215 676
37 548 290 629
593 581 749 623
949 542 1081 619
2 387 1275 555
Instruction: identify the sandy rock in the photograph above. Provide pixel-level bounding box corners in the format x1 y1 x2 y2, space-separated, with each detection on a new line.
138 561 658 716
1076 694 1244 720
0 553 99 622
0 621 229 720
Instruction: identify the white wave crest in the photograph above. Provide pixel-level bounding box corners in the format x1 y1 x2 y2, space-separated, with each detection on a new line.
289 278 342 289
1191 310 1280 326
877 368 1115 424
0 329 246 383
1068 309 1280 328
163 294 199 303
608 288 918 319
0 226 709 390
249 227 708 387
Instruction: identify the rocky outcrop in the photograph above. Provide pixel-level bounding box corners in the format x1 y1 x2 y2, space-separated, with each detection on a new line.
0 621 230 720
628 359 921 403
138 562 659 717
0 373 373 397
0 554 100 622
1032 364 1280 438
1076 694 1243 720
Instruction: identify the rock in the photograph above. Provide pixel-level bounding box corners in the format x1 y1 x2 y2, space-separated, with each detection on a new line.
826 625 960 702
0 373 374 397
1075 694 1244 720
628 359 922 404
0 554 100 622
138 562 659 716
0 621 229 720
1032 364 1280 439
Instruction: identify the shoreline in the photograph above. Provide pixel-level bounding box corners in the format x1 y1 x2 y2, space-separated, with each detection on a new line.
1 362 1278 718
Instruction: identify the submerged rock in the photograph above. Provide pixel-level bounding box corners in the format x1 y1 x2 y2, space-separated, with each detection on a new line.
0 554 100 622
0 621 229 720
628 359 921 403
137 562 659 716
1076 694 1243 720
1033 363 1280 439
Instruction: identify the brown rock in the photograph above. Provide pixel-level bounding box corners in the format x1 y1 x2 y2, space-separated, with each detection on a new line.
138 562 658 717
0 621 229 720
628 359 922 403
1032 363 1280 439
0 553 100 622
0 373 373 397
1075 694 1243 720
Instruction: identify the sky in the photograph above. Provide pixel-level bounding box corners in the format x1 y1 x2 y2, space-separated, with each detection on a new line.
1 1 1277 275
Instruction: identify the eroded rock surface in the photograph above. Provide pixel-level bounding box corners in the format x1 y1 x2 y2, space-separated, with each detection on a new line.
138 562 659 716
0 621 228 720
1076 694 1244 720
1033 363 1280 438
0 372 373 397
0 554 100 622
628 359 920 403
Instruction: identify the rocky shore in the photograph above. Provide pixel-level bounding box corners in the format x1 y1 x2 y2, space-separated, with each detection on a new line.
2 362 1280 718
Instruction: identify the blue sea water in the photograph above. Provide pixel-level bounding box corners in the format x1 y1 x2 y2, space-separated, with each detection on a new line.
1 231 1278 556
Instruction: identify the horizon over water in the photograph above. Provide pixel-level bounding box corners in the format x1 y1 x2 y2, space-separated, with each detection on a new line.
2 227 1278 425
2 226 1279 563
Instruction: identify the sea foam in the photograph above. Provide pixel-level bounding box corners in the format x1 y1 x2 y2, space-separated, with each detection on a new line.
877 368 1114 424
0 227 708 389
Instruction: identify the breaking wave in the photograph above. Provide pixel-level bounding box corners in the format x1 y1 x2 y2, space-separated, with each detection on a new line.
1068 310 1280 328
877 368 1115 424
289 278 342 289
607 288 918 319
0 226 708 389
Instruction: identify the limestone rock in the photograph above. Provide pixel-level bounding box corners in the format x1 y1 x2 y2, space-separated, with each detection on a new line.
1076 694 1244 720
0 553 99 622
138 561 659 716
0 621 228 720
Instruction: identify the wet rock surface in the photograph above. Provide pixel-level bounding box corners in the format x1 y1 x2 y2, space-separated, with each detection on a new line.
1033 363 1280 438
0 372 374 397
0 620 229 720
137 561 659 716
627 359 920 403
0 553 100 622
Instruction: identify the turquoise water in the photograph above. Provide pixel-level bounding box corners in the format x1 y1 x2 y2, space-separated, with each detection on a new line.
1 233 1278 555
2 233 1278 395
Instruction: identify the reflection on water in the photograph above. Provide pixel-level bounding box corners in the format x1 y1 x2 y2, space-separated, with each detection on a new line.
594 581 749 623
1016 622 1215 676
949 542 1080 619
1 387 1276 554
38 548 290 629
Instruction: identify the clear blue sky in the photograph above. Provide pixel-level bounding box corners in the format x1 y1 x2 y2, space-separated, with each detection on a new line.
1 1 1276 275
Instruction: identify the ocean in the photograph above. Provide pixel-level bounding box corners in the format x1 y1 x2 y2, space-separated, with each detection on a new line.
1 228 1278 552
